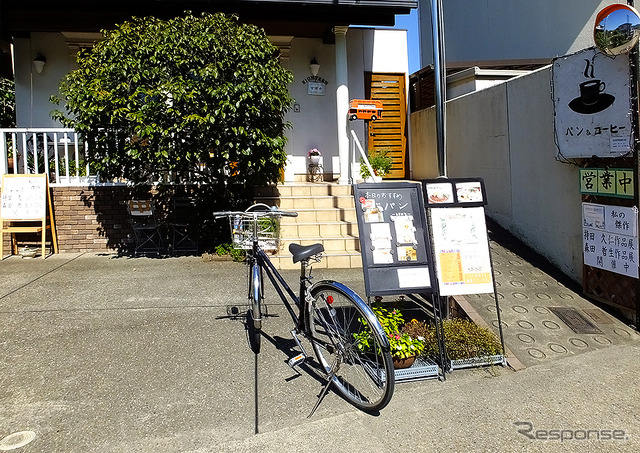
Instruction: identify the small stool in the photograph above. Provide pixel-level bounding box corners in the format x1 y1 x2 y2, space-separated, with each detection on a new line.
307 163 323 182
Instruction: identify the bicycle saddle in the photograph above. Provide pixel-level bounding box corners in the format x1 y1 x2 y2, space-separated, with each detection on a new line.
289 243 324 263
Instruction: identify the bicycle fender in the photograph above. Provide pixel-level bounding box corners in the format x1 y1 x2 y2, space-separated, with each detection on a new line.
310 280 390 349
251 264 261 320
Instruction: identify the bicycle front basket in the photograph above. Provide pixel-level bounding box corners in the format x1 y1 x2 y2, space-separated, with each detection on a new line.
229 215 280 251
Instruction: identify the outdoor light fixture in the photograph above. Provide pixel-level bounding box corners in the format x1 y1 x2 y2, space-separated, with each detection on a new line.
33 53 46 74
309 57 320 76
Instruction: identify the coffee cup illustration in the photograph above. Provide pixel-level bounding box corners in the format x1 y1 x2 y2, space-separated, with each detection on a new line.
580 80 606 105
569 79 614 114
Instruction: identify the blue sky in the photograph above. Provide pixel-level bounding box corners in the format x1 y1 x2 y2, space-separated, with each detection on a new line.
394 9 421 74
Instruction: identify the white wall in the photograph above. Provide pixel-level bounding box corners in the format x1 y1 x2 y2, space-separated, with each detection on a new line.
284 29 408 180
411 67 584 281
420 0 622 66
14 33 73 127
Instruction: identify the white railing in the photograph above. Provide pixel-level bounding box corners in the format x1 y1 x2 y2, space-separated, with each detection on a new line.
0 128 105 186
350 129 379 183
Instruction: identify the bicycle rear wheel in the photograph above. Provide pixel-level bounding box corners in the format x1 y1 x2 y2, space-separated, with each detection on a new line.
308 282 394 412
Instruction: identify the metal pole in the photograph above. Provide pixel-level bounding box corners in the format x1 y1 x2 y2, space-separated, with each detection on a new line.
628 0 640 328
431 0 447 177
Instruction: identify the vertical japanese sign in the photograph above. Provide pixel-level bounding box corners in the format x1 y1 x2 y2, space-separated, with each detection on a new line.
552 48 633 158
353 182 435 297
582 202 638 278
424 179 494 296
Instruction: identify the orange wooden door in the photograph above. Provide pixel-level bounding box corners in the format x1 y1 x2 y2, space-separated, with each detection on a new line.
366 73 407 179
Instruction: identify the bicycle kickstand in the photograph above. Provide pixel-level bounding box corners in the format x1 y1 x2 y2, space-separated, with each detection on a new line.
308 357 340 418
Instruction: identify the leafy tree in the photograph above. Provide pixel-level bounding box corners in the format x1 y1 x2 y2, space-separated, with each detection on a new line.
0 78 16 127
52 12 293 194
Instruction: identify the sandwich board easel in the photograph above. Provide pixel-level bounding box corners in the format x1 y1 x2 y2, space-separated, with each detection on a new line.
0 174 58 259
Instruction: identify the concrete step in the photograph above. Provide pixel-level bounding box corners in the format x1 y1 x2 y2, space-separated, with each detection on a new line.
254 182 354 198
253 182 361 269
262 195 355 210
280 221 359 238
271 250 363 270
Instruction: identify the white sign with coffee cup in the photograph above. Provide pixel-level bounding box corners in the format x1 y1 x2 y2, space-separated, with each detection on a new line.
552 47 633 158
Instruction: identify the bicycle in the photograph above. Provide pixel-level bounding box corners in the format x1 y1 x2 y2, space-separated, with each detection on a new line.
214 203 395 414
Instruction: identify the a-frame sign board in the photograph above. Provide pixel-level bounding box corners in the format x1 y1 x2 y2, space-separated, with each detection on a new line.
353 182 446 382
423 178 506 370
0 174 58 259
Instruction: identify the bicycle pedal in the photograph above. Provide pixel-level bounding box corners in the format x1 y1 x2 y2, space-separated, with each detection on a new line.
288 353 306 368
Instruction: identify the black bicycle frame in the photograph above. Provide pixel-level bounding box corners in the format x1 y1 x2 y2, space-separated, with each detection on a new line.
254 247 306 329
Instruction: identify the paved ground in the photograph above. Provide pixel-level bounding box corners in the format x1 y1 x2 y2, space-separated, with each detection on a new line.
1 234 639 452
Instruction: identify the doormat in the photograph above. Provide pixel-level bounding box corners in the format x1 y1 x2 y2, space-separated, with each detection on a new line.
549 307 603 334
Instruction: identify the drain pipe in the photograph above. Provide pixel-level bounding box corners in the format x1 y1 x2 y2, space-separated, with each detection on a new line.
431 0 447 177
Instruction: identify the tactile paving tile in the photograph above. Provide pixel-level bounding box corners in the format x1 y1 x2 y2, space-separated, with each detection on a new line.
462 240 639 368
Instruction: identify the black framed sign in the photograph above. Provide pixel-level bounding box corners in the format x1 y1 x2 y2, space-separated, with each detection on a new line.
423 177 487 207
353 182 436 296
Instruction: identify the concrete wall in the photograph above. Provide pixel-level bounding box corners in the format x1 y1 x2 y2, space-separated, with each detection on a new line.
420 0 621 66
410 67 584 282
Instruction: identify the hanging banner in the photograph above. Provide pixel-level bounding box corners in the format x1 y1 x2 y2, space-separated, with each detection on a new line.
582 202 638 278
552 48 633 158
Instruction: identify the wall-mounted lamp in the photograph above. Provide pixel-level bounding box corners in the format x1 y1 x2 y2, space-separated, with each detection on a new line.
33 53 46 74
309 57 320 77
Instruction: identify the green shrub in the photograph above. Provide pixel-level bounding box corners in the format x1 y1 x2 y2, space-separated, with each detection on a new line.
214 242 246 262
421 318 503 360
360 148 393 178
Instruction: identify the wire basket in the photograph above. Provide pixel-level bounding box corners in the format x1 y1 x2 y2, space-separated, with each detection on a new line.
229 215 280 251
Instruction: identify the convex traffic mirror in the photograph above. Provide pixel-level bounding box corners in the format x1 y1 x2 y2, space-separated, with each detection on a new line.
594 3 640 55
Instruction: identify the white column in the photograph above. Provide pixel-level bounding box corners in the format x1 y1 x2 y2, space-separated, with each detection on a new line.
334 26 350 184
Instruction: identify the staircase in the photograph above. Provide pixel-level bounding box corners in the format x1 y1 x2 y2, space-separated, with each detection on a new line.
253 182 362 269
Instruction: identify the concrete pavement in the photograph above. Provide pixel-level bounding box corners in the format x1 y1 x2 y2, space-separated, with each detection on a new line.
0 240 639 452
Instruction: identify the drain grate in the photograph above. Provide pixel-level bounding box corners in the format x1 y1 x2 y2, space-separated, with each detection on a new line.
549 307 603 334
583 308 613 324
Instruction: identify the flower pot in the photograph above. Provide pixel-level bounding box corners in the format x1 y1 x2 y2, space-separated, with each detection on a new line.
393 355 417 369
309 155 321 165
365 175 382 183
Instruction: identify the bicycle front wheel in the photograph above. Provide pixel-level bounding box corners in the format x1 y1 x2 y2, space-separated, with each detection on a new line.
248 263 262 354
308 281 394 412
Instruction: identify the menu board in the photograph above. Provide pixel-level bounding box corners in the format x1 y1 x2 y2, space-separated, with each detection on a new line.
353 182 435 296
1 174 47 220
423 178 494 296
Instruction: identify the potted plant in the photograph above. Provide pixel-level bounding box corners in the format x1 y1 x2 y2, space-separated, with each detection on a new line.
360 148 392 182
307 148 321 165
354 303 426 369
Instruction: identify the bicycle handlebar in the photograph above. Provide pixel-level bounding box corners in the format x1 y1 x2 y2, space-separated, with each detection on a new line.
213 205 298 219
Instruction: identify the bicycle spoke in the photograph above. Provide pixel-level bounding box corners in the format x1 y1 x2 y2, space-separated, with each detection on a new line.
308 283 394 412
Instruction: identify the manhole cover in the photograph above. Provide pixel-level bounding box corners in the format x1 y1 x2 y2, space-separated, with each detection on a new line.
0 431 36 450
549 307 603 334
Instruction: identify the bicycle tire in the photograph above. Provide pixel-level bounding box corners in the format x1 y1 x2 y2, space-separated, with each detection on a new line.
248 263 262 354
308 281 394 412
